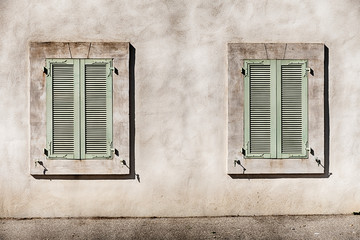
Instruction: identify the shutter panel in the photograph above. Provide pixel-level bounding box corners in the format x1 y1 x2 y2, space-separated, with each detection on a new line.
46 59 80 159
244 60 276 158
81 59 113 159
277 60 308 158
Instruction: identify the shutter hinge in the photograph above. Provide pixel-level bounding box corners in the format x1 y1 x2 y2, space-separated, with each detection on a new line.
108 67 114 77
44 148 48 157
305 67 314 76
108 67 118 76
305 141 314 155
43 67 50 77
242 142 249 156
111 148 119 157
305 142 315 156
45 141 52 156
110 141 119 157
241 68 247 76
305 147 313 157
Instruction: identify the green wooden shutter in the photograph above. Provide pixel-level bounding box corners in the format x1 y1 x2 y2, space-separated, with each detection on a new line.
46 59 80 159
81 59 113 159
276 60 308 158
244 60 277 158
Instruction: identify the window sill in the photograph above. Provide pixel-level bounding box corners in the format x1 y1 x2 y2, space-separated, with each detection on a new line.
228 157 323 175
31 159 129 176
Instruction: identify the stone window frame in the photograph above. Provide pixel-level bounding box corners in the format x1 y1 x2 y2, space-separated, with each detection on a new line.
30 42 130 176
228 43 326 175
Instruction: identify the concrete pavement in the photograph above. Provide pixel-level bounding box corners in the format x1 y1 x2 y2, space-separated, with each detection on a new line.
1 215 360 239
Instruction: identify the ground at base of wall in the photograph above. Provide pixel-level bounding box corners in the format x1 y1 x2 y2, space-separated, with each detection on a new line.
1 215 360 239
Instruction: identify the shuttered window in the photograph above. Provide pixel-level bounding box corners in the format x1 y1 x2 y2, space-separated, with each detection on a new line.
244 60 308 159
46 59 113 160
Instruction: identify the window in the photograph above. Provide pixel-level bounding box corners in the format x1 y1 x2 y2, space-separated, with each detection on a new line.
45 59 113 160
243 59 308 159
227 43 325 174
30 42 131 176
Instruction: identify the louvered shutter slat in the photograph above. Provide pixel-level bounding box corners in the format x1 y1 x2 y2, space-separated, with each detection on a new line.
281 65 303 154
46 59 80 159
81 60 113 159
249 64 271 153
52 64 74 155
278 61 307 158
85 65 107 154
244 60 276 158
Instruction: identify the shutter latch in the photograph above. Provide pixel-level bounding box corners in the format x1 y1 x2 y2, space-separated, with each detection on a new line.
234 159 246 174
36 160 48 175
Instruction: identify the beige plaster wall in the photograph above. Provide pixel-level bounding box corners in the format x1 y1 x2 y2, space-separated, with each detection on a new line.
0 0 359 217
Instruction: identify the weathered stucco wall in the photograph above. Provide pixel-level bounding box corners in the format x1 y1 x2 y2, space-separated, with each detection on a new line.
0 0 359 217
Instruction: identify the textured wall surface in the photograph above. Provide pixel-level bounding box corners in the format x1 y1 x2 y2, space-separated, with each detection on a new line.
0 0 360 217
